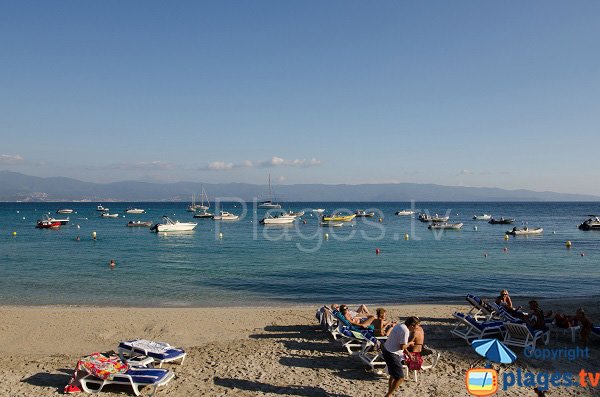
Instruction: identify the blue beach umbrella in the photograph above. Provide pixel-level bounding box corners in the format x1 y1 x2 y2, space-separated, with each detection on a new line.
471 339 517 364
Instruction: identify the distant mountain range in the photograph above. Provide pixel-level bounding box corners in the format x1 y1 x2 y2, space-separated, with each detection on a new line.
0 170 597 202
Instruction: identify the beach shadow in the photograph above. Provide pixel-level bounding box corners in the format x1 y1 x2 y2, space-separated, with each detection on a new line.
282 339 340 353
21 371 71 389
264 325 316 333
213 377 352 397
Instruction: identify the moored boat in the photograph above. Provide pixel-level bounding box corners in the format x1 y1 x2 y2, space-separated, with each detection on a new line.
322 213 356 222
56 209 74 214
213 211 239 221
100 213 120 218
127 220 153 227
151 216 197 232
355 210 375 217
506 227 543 236
395 210 415 216
260 213 295 225
96 205 109 212
473 214 492 221
193 210 214 219
320 221 343 227
312 208 325 214
428 222 463 230
418 213 449 223
578 216 600 231
49 217 70 225
489 217 515 225
287 210 305 218
125 208 145 214
36 215 61 229
258 174 282 209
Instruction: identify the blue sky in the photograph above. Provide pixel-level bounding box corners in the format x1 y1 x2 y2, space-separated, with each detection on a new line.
1 1 599 193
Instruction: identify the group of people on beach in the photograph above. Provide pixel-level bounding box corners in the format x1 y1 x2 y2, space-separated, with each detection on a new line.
332 304 425 397
495 289 593 345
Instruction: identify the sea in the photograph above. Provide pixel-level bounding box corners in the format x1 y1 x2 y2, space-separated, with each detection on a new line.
0 201 599 307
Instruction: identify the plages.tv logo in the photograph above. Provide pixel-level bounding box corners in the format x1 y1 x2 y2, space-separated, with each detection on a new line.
466 368 498 396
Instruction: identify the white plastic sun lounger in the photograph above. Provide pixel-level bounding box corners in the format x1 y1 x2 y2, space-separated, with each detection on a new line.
503 322 550 350
118 340 186 368
450 312 505 344
79 367 174 396
466 294 495 321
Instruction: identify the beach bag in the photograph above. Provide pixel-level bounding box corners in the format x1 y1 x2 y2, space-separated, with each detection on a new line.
405 352 423 371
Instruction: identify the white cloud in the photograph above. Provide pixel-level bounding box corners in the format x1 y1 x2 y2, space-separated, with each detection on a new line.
458 169 474 175
109 161 175 170
0 154 24 164
277 175 286 183
202 156 322 171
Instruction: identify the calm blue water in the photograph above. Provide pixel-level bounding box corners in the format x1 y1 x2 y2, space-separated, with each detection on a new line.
0 202 599 307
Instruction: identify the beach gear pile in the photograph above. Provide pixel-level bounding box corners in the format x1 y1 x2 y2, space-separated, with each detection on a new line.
64 339 185 396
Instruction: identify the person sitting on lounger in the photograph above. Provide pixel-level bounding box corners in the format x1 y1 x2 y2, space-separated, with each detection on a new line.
339 304 376 328
373 308 396 337
552 308 592 346
495 289 521 311
524 300 546 331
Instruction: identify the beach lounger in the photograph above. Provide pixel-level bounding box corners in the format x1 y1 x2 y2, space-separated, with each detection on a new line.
450 312 505 344
357 333 387 372
118 340 186 368
489 302 524 323
323 307 343 340
336 324 373 354
466 294 495 321
503 322 550 350
79 367 174 396
549 320 580 343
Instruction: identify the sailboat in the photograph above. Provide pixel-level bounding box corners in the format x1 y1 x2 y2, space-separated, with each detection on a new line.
186 193 198 212
258 174 282 209
197 187 210 211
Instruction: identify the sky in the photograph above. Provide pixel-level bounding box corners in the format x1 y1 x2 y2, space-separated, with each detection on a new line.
1 1 599 193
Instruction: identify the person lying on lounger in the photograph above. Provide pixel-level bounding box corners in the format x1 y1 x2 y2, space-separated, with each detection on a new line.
373 308 397 337
339 304 376 328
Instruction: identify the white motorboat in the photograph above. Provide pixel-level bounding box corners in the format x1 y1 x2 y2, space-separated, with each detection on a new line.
320 221 343 227
428 222 463 230
213 211 239 221
258 174 282 209
260 213 295 225
100 213 119 218
151 216 197 232
287 210 305 218
125 208 145 214
312 208 325 214
49 217 70 225
418 213 449 223
355 210 375 217
96 205 109 212
193 210 214 219
506 227 543 236
473 214 492 221
395 210 415 216
56 209 74 214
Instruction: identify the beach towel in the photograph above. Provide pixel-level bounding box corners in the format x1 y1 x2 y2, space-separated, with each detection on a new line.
128 339 172 355
64 352 129 393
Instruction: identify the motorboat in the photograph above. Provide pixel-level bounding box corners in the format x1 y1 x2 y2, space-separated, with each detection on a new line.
579 216 600 231
127 220 153 227
473 214 492 221
395 210 415 216
258 174 282 209
428 222 463 230
312 208 325 214
125 208 145 214
489 217 515 225
213 211 239 221
506 226 543 236
151 216 197 232
193 210 214 219
287 210 305 218
49 217 70 225
56 209 74 214
96 205 109 212
320 221 343 227
260 213 296 225
355 210 375 217
322 213 356 222
36 215 61 229
418 213 449 223
100 213 120 218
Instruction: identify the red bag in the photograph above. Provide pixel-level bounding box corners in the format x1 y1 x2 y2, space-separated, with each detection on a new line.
405 352 423 370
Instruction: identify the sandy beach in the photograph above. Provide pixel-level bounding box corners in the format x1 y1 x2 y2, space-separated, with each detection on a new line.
1 298 599 396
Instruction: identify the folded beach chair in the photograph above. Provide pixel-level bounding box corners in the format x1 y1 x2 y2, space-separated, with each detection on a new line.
118 340 186 368
466 294 495 321
450 312 505 344
80 367 175 396
503 322 550 350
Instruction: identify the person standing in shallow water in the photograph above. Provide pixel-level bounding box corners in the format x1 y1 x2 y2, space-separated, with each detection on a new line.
109 259 116 269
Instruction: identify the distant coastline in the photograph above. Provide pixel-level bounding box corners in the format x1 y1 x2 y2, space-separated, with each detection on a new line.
1 170 598 202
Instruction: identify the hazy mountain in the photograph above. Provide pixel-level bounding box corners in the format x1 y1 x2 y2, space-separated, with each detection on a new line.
0 170 597 202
